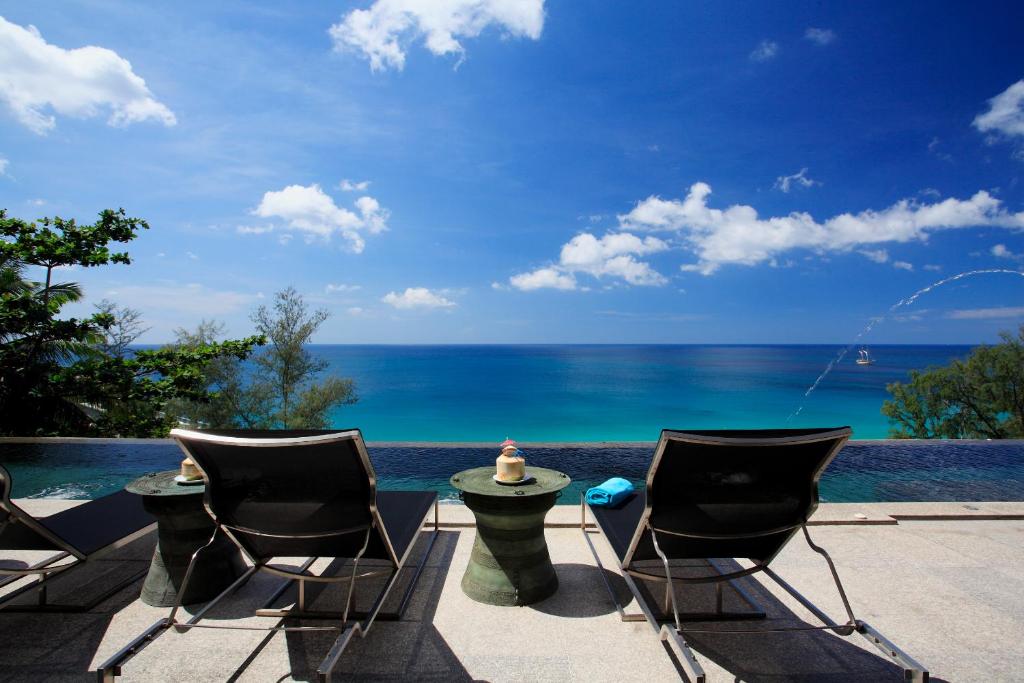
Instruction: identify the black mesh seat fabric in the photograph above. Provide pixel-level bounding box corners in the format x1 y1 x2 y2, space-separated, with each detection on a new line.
31 490 151 556
94 429 440 682
171 429 437 566
376 491 436 561
1 468 154 557
591 427 851 569
582 427 929 683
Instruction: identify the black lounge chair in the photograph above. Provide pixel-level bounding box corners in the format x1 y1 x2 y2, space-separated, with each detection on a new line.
98 429 439 683
582 428 928 683
0 463 155 611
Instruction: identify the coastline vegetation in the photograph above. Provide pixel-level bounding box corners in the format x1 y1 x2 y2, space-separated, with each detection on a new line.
883 325 1024 439
0 208 356 436
170 288 357 430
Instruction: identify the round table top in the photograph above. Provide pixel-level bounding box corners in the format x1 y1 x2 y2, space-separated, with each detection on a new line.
450 466 570 498
126 470 206 497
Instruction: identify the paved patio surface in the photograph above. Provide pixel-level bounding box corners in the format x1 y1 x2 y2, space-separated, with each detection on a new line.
1 500 1022 682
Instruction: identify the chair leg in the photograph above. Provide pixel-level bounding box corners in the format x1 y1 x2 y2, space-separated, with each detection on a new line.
315 511 441 681
621 570 707 683
95 526 259 681
759 524 929 681
580 506 706 682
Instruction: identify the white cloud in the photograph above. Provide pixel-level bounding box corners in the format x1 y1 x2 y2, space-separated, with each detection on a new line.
0 17 176 134
509 267 576 291
559 233 669 284
973 80 1024 139
236 224 274 235
339 179 371 192
892 260 914 271
749 40 778 62
382 287 456 309
928 136 953 162
278 233 294 246
509 232 669 291
355 196 389 234
947 306 1024 320
859 248 889 264
186 251 199 261
0 156 8 177
347 306 365 316
923 264 942 272
773 168 820 193
102 283 257 317
329 0 545 72
992 243 1023 261
618 181 1024 275
27 198 45 206
326 283 361 293
253 184 390 253
804 27 836 45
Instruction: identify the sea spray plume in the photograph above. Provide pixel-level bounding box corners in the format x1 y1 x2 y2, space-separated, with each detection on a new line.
788 269 1024 422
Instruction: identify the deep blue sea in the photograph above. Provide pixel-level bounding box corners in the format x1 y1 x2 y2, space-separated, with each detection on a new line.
314 344 973 441
4 344 1023 503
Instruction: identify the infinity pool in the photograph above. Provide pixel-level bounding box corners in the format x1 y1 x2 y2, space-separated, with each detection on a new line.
1 439 1022 504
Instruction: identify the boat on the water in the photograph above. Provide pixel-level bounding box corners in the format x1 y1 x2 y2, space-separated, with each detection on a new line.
855 347 874 365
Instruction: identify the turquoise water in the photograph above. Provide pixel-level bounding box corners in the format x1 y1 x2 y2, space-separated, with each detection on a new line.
7 343 1016 504
316 344 973 441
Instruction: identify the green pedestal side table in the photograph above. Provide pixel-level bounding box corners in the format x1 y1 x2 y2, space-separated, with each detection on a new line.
126 471 247 607
450 466 570 606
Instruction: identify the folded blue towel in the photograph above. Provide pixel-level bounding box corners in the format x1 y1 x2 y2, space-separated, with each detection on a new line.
585 477 635 507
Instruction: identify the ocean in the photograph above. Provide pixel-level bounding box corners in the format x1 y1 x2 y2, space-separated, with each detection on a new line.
314 344 974 441
4 344 1023 503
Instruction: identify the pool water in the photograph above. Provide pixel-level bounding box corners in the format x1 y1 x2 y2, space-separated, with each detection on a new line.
2 440 1022 504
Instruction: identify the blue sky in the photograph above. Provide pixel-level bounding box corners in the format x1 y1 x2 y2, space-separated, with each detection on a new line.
1 1 1023 344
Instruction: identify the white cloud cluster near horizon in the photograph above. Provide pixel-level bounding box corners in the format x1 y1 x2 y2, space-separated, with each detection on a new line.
749 40 778 62
329 0 545 72
382 287 456 309
858 248 920 272
0 16 176 134
618 182 1024 276
804 28 836 46
252 184 390 253
510 232 669 291
326 283 362 294
774 168 820 193
947 305 1024 320
339 178 370 192
859 248 889 264
992 243 1023 261
974 80 1024 141
101 282 258 317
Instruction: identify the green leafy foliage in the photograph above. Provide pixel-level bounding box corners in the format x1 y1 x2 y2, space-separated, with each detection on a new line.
168 290 359 430
882 325 1024 439
0 208 263 436
166 320 263 430
244 287 357 429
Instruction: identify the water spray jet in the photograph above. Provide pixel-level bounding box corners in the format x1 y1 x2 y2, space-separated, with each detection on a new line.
787 269 1024 423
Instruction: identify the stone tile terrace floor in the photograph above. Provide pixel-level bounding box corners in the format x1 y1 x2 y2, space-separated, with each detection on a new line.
1 500 1023 681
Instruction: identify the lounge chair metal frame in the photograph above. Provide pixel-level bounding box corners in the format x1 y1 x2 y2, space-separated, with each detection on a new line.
96 430 439 683
0 464 153 612
581 429 928 683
